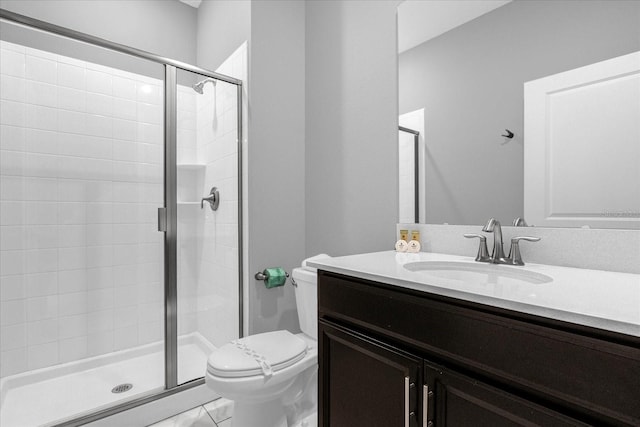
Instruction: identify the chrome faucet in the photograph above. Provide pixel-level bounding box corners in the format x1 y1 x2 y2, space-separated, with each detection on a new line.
464 217 541 265
482 218 508 264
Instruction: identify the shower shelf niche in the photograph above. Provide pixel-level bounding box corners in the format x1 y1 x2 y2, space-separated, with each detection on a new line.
177 163 206 205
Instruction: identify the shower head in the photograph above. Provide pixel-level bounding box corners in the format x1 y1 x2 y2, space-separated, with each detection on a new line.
193 78 217 94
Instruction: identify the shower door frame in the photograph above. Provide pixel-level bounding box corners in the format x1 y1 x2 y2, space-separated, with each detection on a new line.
398 126 420 223
0 8 244 426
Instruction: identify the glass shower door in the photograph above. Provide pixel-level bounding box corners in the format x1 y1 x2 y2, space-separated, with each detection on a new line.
0 20 166 426
174 67 241 385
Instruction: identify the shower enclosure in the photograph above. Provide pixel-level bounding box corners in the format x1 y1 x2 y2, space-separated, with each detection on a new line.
0 9 244 426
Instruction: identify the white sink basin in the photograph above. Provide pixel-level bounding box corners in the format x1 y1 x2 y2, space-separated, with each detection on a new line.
403 261 553 285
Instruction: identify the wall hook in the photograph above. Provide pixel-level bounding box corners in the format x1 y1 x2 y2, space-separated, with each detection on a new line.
501 129 514 139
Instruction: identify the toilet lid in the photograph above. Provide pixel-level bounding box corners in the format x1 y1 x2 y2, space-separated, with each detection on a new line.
207 330 308 378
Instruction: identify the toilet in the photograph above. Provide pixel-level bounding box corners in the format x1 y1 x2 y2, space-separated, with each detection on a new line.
205 256 327 427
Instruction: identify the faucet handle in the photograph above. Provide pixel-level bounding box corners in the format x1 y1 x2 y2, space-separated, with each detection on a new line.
464 234 490 262
512 236 541 243
508 236 541 265
464 233 486 241
201 187 220 211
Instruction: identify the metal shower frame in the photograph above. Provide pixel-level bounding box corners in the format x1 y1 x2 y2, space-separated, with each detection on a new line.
0 8 244 427
398 126 420 223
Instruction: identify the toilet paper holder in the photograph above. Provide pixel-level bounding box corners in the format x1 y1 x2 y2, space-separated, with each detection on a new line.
255 268 291 288
255 271 289 281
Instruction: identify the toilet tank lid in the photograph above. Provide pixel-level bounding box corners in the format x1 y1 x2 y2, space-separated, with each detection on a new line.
301 254 331 268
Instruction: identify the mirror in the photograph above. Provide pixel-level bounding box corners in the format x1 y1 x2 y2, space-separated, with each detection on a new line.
398 0 640 228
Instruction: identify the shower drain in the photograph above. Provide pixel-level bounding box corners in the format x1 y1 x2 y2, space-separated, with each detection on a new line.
111 383 133 394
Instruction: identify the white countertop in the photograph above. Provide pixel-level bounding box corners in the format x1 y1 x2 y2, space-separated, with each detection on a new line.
307 251 640 338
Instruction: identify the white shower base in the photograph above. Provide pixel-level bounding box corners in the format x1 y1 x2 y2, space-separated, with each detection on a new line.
0 333 215 427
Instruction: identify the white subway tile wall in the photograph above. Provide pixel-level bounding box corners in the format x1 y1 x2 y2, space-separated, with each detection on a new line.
0 40 169 377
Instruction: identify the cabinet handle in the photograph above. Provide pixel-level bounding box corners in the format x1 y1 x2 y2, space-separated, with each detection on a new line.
405 376 410 427
423 385 432 427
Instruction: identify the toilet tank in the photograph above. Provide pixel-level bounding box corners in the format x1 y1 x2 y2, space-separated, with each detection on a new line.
292 267 318 340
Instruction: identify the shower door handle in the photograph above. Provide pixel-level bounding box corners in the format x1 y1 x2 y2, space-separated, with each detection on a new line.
201 187 220 211
157 207 167 232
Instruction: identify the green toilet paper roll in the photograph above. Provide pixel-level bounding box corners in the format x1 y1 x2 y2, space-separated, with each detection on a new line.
264 267 287 288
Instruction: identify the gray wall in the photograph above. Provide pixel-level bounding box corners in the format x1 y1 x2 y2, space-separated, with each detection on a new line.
198 0 402 334
246 1 306 334
197 0 250 70
0 0 197 64
399 0 640 226
305 0 401 257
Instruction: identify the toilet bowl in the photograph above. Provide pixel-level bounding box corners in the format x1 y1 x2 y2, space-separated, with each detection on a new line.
205 256 327 427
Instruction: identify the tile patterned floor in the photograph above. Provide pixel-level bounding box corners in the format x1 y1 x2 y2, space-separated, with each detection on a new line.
147 398 233 427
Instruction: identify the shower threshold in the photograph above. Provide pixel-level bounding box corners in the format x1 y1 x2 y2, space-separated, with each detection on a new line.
0 333 215 427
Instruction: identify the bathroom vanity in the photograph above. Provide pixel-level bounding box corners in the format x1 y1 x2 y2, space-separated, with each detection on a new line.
309 252 640 427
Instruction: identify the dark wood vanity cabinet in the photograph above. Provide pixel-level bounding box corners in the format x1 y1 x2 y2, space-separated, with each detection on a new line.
319 322 422 427
318 271 640 427
423 362 590 427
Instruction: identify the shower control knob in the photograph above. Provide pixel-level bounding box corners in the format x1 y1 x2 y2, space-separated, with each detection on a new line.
201 187 220 211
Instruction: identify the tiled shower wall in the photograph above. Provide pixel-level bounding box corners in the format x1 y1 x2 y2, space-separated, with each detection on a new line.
0 41 165 377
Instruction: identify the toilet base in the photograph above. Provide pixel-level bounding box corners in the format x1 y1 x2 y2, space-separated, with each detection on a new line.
232 399 287 427
291 412 318 427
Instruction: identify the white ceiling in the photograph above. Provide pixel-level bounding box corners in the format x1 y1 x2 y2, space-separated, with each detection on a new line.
398 0 511 53
178 0 202 8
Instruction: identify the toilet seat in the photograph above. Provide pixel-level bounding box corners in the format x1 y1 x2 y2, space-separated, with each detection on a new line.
207 330 308 378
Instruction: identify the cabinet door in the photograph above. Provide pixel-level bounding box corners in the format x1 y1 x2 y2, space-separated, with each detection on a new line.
424 363 588 427
319 321 422 427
